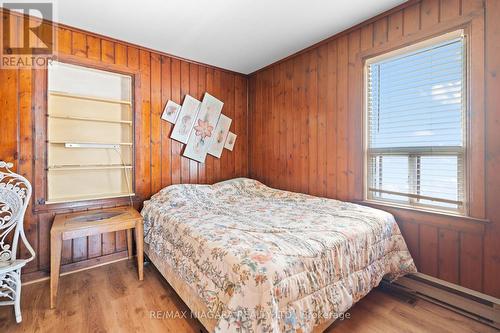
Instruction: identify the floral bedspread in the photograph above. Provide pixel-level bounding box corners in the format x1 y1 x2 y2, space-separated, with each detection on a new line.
142 178 416 333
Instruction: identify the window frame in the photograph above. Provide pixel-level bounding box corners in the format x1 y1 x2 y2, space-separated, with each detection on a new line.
363 30 469 216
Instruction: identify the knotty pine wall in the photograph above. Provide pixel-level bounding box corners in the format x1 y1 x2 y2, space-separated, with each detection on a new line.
249 0 500 298
0 10 248 280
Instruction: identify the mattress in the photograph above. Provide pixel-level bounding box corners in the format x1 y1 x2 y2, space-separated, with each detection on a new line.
141 178 416 332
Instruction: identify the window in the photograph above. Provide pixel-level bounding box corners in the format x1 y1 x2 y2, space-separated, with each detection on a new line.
365 31 467 214
46 62 134 204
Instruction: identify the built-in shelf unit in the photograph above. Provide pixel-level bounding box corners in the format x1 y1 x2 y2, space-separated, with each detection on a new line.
47 61 134 204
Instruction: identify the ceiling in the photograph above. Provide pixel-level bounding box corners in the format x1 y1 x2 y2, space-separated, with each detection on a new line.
50 0 405 74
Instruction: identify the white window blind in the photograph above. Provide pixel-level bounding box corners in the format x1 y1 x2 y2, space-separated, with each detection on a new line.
366 32 466 213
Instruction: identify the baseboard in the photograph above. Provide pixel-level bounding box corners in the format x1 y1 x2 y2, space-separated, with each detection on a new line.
382 273 500 329
22 251 129 285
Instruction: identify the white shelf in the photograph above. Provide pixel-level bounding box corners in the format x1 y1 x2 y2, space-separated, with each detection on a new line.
48 165 133 171
49 90 132 105
48 141 133 146
45 192 135 204
48 115 132 125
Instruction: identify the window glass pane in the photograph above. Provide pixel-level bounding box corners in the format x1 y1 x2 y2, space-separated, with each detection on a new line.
369 39 464 149
368 155 409 198
419 156 461 209
366 33 466 213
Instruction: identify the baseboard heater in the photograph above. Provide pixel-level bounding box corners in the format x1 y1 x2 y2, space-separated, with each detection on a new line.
381 273 500 329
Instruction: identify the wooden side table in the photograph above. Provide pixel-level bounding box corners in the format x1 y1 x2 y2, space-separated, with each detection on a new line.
50 206 144 309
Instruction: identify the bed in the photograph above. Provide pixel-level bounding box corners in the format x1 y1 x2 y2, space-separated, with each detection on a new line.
141 178 416 332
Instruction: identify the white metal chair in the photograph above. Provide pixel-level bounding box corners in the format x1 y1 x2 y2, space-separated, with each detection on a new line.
0 161 35 323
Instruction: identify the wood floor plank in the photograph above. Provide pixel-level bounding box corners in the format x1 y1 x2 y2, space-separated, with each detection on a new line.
0 260 494 333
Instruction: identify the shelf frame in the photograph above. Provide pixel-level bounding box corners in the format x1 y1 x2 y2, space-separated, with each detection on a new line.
44 60 136 206
47 115 133 125
48 165 133 171
45 192 136 205
49 90 132 105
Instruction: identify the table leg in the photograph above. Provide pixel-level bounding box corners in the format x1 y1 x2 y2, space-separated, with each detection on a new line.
126 228 133 259
50 231 62 309
135 220 144 281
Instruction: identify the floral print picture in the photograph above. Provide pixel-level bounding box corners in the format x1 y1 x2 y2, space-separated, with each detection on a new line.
171 95 201 144
184 93 224 163
208 114 232 158
224 131 237 151
161 100 181 124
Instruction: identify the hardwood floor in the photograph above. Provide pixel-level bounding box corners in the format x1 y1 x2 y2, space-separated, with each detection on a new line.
0 260 495 333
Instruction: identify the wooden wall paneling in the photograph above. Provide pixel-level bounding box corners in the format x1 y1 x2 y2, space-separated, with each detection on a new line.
403 3 421 36
253 72 262 183
219 72 231 181
56 27 72 55
438 229 460 284
37 212 52 270
71 31 87 57
275 63 285 189
161 56 173 188
283 59 294 191
272 65 282 188
32 65 48 266
299 54 309 194
86 35 100 61
316 45 328 197
234 75 247 178
225 72 236 179
307 49 319 196
197 66 207 183
0 67 18 169
373 17 388 46
326 41 338 199
399 221 420 269
347 30 361 201
388 10 404 41
459 232 483 291
126 46 139 70
462 0 484 15
483 0 500 298
336 36 349 200
420 0 440 29
101 40 115 64
219 71 229 182
18 67 38 272
440 0 461 22
256 69 268 186
170 59 182 185
137 50 152 198
241 76 249 177
291 55 304 193
0 16 21 259
263 69 270 186
115 44 127 67
150 53 162 194
419 224 439 276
